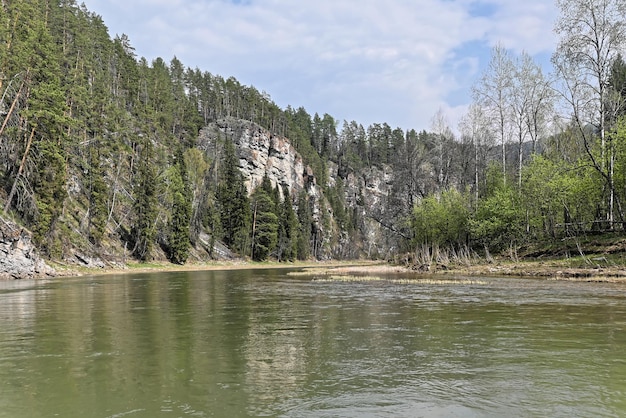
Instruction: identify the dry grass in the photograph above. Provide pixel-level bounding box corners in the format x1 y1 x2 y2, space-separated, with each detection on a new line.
49 254 626 284
311 275 487 285
287 264 409 278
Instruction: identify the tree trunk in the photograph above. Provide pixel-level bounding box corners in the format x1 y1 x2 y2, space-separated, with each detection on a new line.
4 126 36 213
0 78 25 137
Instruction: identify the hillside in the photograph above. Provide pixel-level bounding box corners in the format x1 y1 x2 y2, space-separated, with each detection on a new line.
3 1 626 279
0 1 421 272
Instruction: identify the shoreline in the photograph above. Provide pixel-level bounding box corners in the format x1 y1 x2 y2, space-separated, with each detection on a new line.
47 259 386 278
45 257 626 284
431 261 626 283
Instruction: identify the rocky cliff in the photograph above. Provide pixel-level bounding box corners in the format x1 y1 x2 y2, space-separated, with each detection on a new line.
199 118 337 258
0 117 403 272
200 118 401 259
329 162 399 258
0 217 55 279
199 118 318 197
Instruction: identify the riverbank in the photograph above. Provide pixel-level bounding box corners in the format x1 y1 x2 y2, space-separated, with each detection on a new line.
441 261 626 283
43 253 626 284
290 259 626 283
48 259 388 278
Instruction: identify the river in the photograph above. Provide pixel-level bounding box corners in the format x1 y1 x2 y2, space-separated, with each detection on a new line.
0 268 625 417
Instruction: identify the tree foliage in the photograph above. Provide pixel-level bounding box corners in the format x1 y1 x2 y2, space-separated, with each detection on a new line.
250 180 279 261
5 0 626 264
411 189 470 247
216 140 251 255
166 153 192 264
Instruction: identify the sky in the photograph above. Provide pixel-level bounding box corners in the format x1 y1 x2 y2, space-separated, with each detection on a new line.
81 0 560 133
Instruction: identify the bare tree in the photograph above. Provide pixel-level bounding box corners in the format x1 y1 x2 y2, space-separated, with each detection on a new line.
472 43 514 183
553 0 626 225
459 103 494 206
522 56 555 155
510 52 555 188
430 108 454 189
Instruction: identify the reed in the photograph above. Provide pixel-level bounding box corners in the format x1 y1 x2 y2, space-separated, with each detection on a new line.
412 244 479 271
312 275 487 285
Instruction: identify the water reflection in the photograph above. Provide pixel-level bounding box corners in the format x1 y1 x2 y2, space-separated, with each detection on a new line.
0 271 625 417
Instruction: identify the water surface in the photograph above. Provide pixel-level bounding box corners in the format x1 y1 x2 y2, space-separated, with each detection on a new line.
1 269 625 417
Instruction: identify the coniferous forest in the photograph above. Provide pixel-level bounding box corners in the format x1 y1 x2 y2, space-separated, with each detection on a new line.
3 0 626 267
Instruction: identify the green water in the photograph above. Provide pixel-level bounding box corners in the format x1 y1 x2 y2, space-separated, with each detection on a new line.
1 269 625 417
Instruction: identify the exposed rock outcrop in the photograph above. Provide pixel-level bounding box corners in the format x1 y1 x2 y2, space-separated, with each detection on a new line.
198 118 401 260
199 118 316 197
199 118 333 257
199 118 326 218
0 217 56 279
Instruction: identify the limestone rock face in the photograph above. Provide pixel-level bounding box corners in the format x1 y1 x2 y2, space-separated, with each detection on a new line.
330 162 395 258
198 118 400 260
0 218 55 279
199 118 332 256
199 117 320 199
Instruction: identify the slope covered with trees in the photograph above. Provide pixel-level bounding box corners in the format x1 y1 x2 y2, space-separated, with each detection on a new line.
2 0 626 268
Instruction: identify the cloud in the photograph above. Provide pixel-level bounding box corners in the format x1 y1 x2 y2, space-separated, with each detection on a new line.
84 0 559 132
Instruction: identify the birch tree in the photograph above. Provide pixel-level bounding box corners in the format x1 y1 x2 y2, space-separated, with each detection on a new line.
511 52 554 188
553 0 626 225
430 108 454 189
459 103 494 206
472 43 514 183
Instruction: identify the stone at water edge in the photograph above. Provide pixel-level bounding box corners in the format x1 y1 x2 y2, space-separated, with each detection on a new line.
0 218 55 279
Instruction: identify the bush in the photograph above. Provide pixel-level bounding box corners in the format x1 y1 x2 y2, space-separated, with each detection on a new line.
411 188 470 247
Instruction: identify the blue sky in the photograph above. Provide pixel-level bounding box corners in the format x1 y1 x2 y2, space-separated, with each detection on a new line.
82 0 559 133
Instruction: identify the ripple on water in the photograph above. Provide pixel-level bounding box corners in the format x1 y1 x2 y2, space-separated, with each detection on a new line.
1 270 626 417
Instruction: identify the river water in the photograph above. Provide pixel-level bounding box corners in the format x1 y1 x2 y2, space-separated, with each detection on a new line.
0 268 625 417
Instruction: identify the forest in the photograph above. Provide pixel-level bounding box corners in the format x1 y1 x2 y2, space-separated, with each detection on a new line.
1 0 626 266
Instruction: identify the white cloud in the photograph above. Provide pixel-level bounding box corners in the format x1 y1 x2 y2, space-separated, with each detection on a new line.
485 1 559 53
83 0 559 132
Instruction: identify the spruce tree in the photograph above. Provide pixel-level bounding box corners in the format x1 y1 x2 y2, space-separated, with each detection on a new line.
167 153 192 264
131 142 158 261
250 185 278 261
25 17 70 257
216 140 251 255
276 185 299 261
296 190 312 260
87 143 108 246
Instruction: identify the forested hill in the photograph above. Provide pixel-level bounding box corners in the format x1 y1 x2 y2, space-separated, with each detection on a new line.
2 1 626 270
0 0 419 265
